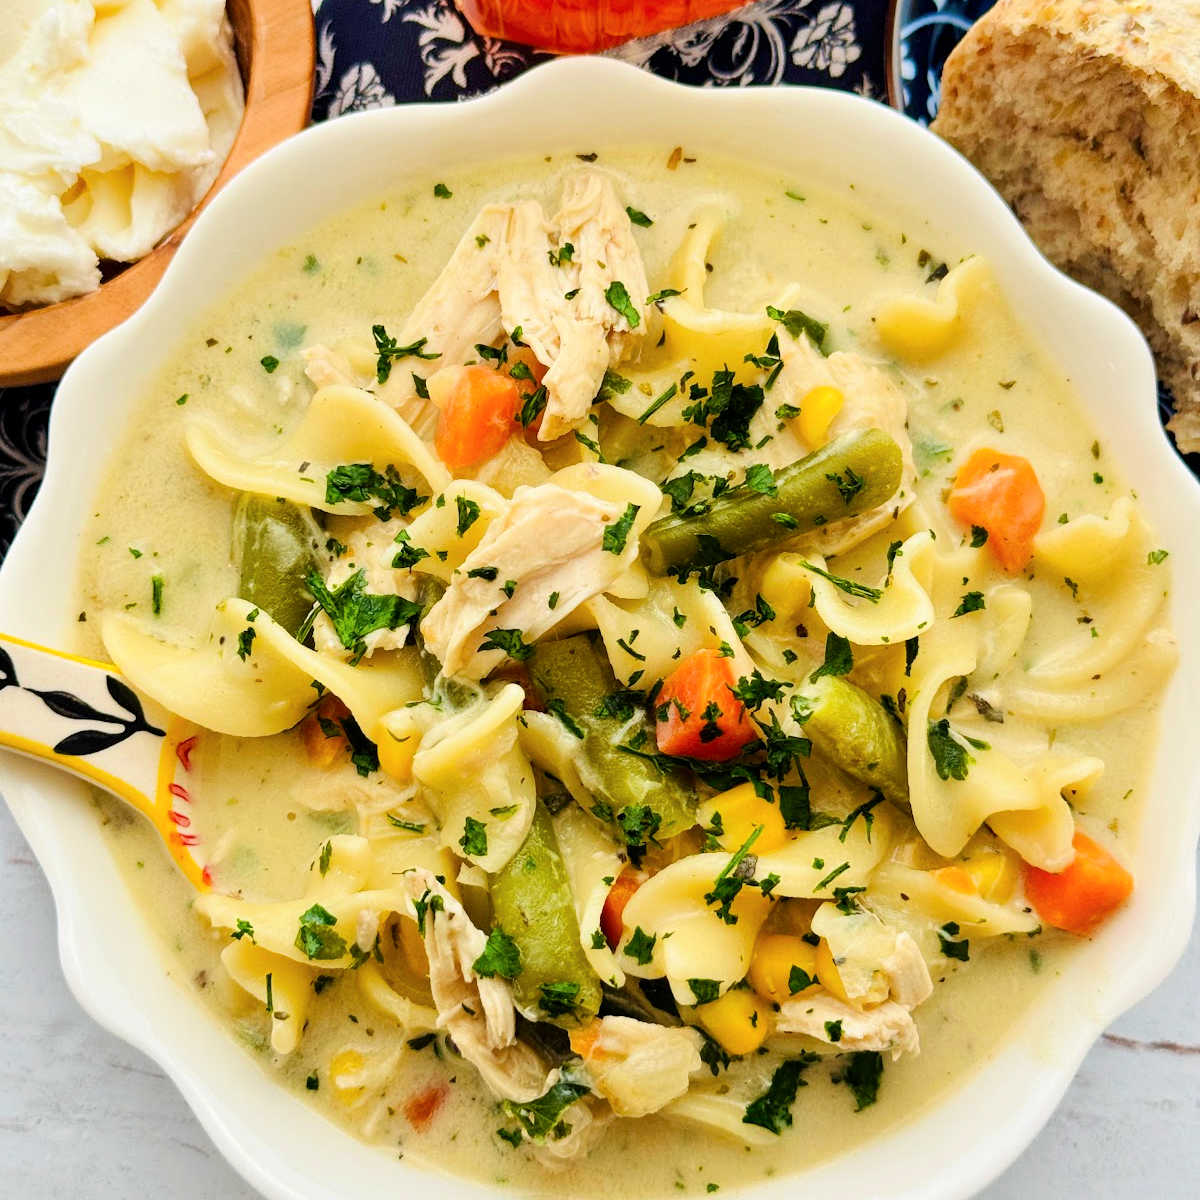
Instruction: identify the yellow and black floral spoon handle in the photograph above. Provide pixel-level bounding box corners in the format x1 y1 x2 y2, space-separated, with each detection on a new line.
0 632 211 890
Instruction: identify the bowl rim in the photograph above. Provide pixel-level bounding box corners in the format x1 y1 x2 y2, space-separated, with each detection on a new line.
0 0 316 388
3 54 1199 1200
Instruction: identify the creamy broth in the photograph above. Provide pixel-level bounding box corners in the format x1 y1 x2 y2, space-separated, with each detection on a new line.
73 148 1170 1196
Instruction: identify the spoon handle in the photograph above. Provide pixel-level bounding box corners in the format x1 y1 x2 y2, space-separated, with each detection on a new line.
0 633 210 889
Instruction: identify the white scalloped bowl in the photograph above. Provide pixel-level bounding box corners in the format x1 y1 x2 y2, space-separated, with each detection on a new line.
2 57 1198 1200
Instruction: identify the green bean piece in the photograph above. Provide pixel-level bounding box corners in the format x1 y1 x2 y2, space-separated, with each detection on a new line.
528 635 697 845
642 428 903 574
232 495 323 637
490 800 602 1028
799 675 908 806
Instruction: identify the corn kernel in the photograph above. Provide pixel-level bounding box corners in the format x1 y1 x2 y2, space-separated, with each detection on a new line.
797 385 844 448
696 783 788 855
330 1049 365 1105
748 934 822 1004
696 989 771 1056
964 851 1018 903
816 938 850 1005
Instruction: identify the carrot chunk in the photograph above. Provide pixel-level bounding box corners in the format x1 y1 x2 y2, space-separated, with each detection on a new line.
1024 832 1133 935
434 364 520 470
947 448 1045 572
599 869 641 949
402 1083 448 1131
299 695 350 767
654 648 758 761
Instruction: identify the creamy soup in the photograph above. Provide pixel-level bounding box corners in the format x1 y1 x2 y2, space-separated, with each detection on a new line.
74 148 1175 1196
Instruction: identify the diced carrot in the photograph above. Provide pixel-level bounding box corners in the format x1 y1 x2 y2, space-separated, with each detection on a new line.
600 869 641 949
654 648 758 761
1024 832 1133 936
933 865 978 895
434 364 520 470
947 448 1045 573
568 1020 604 1060
299 695 350 767
402 1083 448 1131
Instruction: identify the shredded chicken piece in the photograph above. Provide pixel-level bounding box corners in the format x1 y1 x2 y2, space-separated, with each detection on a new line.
312 519 417 660
882 931 934 1008
421 481 628 678
399 870 547 1102
302 343 360 391
554 170 650 358
576 1016 704 1118
377 206 511 435
775 331 918 554
376 171 650 447
776 993 920 1060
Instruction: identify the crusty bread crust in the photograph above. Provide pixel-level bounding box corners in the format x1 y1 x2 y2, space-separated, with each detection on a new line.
932 0 1200 450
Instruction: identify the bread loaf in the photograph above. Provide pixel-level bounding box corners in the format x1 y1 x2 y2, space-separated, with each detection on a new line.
932 0 1200 451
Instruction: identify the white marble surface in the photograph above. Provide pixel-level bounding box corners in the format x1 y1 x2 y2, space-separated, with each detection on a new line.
3 797 1197 1199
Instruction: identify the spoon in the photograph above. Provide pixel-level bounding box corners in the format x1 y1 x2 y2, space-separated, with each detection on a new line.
0 632 212 890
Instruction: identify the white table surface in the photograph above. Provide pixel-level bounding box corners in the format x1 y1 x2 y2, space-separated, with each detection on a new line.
3 798 1197 1199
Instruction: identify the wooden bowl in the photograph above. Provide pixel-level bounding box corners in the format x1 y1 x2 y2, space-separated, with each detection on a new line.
0 0 315 387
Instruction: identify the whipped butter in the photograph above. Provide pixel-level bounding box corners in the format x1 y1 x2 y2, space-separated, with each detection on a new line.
0 0 244 309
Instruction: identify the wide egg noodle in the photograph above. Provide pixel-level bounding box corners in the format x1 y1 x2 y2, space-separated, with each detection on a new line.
754 805 898 899
220 938 314 1054
402 478 507 583
551 804 627 987
1027 498 1168 684
802 530 936 646
100 598 424 740
186 385 450 514
411 682 536 873
874 256 989 363
617 854 770 1006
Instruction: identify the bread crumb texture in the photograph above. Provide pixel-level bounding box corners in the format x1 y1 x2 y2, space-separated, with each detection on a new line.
932 0 1200 450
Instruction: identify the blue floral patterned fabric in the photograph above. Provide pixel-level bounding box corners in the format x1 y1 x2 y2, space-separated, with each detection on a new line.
0 0 997 554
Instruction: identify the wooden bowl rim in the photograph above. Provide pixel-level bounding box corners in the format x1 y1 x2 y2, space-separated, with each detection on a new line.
0 0 316 388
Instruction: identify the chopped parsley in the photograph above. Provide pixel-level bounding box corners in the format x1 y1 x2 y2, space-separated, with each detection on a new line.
459 816 488 857
843 1050 884 1110
294 903 347 960
802 561 883 602
788 965 815 994
824 1019 844 1043
371 323 440 383
472 928 522 979
1148 548 1169 565
318 841 332 876
743 1057 815 1134
625 926 657 965
826 466 865 505
625 205 653 227
502 1077 589 1141
456 495 482 536
602 503 640 554
927 718 985 781
637 382 677 424
236 626 256 661
970 525 989 548
325 462 425 519
479 628 534 662
937 921 970 961
744 463 778 496
305 568 421 663
538 980 582 1018
260 355 279 373
231 918 255 943
545 698 585 739
385 813 426 834
604 280 640 328
392 529 430 570
151 574 164 615
704 825 763 924
688 978 721 1005
765 305 828 350
809 632 853 683
952 591 986 617
518 385 548 428
433 182 452 198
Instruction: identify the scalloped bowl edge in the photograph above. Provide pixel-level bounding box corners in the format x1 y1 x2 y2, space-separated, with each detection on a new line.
2 57 1198 1200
